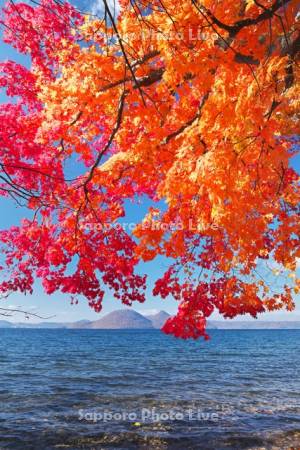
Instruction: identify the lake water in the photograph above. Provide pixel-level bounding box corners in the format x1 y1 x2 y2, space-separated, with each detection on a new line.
0 329 299 449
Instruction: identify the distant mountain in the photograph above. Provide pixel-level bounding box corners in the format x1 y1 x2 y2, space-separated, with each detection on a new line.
145 311 170 329
89 309 154 329
145 311 218 330
67 320 92 329
206 321 218 329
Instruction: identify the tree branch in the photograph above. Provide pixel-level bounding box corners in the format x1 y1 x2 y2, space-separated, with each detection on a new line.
0 307 55 320
198 0 292 37
83 89 127 194
164 91 210 144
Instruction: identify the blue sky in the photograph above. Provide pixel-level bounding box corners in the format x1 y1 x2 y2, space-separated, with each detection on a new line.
0 0 299 323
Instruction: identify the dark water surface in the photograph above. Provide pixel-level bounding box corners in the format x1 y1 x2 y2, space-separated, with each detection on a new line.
0 329 299 449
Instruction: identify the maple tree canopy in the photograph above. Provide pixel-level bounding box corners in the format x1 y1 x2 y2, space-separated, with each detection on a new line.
0 0 299 338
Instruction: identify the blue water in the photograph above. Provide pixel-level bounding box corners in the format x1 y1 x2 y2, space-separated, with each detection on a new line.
0 329 299 449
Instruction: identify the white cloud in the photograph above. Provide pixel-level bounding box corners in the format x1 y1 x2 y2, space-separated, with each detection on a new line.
90 0 120 18
136 309 161 316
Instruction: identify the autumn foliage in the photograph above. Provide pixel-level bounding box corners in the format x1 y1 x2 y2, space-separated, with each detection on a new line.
0 0 299 338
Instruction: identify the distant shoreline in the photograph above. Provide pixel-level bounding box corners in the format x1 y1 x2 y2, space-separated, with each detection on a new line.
2 326 300 330
1 308 300 330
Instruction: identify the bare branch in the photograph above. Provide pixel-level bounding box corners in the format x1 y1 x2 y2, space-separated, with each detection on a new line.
0 307 55 320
